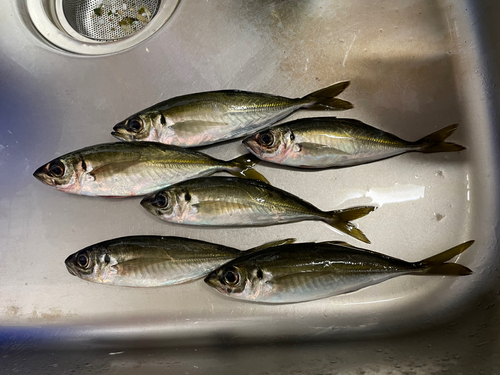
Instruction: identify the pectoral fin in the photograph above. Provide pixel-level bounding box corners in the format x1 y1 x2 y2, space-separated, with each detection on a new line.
170 120 226 136
192 201 255 216
89 161 142 180
296 142 351 156
116 257 173 273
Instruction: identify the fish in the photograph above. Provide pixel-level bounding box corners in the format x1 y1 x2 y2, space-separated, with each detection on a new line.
33 142 267 197
65 236 297 287
140 177 376 243
242 117 466 168
204 240 474 304
65 236 296 287
111 82 353 147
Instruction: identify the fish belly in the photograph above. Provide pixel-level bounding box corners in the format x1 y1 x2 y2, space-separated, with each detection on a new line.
79 163 219 197
254 272 402 303
161 106 301 147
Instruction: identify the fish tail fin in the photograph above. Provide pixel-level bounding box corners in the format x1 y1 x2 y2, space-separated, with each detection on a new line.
322 206 376 243
301 81 354 111
415 124 466 153
225 153 269 183
412 240 474 276
247 238 296 253
417 263 473 276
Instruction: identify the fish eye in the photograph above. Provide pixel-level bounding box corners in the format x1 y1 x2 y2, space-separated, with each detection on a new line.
127 118 143 132
258 131 274 147
77 253 89 268
154 193 169 208
48 160 65 177
223 268 240 286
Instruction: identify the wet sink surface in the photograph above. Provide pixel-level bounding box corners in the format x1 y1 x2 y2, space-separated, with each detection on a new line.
1 0 500 373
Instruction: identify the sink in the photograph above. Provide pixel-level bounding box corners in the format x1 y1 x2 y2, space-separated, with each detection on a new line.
1 0 500 373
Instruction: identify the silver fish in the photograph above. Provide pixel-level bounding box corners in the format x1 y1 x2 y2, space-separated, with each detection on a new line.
65 236 296 287
205 240 474 304
243 118 465 168
112 82 353 147
33 142 267 197
140 177 376 243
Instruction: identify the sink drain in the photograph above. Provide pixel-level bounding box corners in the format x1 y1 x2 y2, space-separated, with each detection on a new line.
26 0 178 55
62 0 161 41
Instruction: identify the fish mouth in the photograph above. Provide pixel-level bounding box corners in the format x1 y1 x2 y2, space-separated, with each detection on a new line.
242 137 261 156
111 129 132 142
204 273 227 294
64 255 78 277
140 195 156 213
242 136 253 147
111 122 134 141
111 131 126 141
33 164 55 186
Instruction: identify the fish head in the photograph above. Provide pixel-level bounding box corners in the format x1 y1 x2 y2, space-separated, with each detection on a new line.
243 127 293 163
33 155 83 193
140 187 189 221
65 245 116 284
112 112 158 142
204 265 249 297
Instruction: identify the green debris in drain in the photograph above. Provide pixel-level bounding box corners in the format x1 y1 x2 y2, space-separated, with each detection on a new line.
93 5 103 16
118 17 139 33
136 7 152 23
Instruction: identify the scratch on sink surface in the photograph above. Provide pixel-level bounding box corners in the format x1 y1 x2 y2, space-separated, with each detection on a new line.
109 351 124 356
299 322 378 336
342 33 357 67
342 296 404 306
24 158 30 173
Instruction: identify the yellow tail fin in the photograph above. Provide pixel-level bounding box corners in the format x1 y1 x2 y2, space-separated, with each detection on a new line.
301 81 354 111
413 240 474 276
416 124 466 153
226 153 269 183
321 206 376 244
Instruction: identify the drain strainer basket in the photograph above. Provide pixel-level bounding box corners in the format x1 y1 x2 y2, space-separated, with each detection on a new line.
62 0 161 41
27 0 178 55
